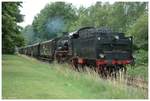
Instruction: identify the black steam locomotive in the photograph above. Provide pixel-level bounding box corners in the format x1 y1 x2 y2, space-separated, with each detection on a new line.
19 27 134 77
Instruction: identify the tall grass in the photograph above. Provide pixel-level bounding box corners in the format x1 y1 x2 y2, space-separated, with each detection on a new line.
127 50 148 80
2 55 147 99
49 61 148 98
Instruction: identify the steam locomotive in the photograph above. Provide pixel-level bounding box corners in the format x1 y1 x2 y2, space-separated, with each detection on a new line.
19 27 134 77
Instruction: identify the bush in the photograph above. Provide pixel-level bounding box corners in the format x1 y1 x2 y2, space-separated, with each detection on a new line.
134 49 148 65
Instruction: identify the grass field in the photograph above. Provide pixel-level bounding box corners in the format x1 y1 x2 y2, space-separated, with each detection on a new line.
127 64 148 81
2 55 147 99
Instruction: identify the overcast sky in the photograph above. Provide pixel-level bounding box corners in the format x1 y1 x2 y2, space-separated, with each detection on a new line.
18 0 116 27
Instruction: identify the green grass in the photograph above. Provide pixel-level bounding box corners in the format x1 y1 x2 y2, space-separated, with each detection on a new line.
127 65 148 81
2 55 147 99
127 50 148 81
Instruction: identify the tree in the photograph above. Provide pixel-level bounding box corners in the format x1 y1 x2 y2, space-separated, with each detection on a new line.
32 2 77 42
21 25 37 45
23 1 148 51
127 13 148 50
2 2 25 54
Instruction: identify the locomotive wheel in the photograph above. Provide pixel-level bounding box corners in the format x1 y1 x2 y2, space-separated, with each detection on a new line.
78 64 85 72
118 67 124 80
101 66 107 78
111 68 117 79
96 65 107 78
109 67 114 78
121 66 127 79
114 65 127 80
71 58 79 72
95 65 101 74
123 66 127 75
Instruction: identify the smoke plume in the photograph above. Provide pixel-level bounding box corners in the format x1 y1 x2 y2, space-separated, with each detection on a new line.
45 16 65 34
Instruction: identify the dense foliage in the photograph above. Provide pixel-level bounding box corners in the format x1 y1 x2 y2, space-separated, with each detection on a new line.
2 2 25 54
32 2 77 42
22 2 148 51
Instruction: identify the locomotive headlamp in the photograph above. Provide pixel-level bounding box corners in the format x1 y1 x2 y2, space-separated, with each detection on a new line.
99 54 105 58
129 37 132 41
114 35 119 40
97 37 101 40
